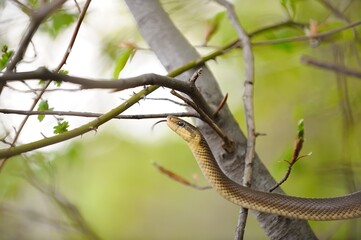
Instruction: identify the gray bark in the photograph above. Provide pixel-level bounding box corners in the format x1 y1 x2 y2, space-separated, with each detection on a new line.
124 0 317 239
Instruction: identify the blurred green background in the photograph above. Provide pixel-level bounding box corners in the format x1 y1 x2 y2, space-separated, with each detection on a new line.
1 0 361 239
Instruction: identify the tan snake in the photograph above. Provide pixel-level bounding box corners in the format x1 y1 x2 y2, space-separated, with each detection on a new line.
166 115 361 221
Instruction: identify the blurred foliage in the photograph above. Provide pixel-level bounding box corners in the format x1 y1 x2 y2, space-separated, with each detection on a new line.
0 131 245 239
41 10 77 38
0 45 14 71
0 156 25 199
0 0 361 239
26 0 39 9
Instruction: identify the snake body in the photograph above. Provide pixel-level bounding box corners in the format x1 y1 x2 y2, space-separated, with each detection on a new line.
166 116 361 220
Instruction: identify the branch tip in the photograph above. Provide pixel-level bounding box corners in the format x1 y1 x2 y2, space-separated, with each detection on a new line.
189 68 203 83
213 93 228 118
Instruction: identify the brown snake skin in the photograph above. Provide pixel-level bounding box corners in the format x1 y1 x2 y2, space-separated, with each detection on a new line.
166 116 361 220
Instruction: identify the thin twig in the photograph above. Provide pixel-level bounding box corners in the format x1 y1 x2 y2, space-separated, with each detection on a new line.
189 68 203 83
136 97 188 107
0 108 199 119
269 120 309 192
301 56 361 79
55 0 92 72
252 19 361 46
214 1 256 239
268 155 310 192
5 85 81 92
213 93 228 118
153 161 211 190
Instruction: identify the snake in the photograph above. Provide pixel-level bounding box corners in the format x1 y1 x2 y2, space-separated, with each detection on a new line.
166 115 361 221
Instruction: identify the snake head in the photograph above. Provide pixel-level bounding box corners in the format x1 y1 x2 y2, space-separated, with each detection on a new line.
166 116 201 143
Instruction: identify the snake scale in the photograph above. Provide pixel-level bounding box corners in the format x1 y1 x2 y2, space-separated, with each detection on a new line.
166 115 361 221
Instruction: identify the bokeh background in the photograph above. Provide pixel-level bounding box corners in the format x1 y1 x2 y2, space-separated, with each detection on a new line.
0 0 361 239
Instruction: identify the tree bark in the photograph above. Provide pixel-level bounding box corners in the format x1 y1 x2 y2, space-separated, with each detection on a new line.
124 0 317 239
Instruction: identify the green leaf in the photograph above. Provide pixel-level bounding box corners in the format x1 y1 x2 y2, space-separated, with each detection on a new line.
37 99 51 122
38 79 46 85
113 48 134 78
54 80 62 87
59 69 69 75
54 69 68 87
42 10 77 38
0 45 14 71
53 121 69 134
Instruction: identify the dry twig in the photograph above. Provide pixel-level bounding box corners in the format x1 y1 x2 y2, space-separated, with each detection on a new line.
153 161 211 190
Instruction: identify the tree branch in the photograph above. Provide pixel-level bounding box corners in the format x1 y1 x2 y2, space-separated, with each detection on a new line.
0 67 213 117
0 108 199 119
301 56 361 79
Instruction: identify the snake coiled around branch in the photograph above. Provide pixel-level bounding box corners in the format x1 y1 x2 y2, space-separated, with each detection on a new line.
166 116 361 221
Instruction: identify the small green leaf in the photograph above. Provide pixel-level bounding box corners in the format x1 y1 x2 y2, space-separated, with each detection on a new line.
37 100 51 122
59 69 69 75
54 69 68 87
53 121 69 134
38 80 46 85
113 48 134 78
42 10 77 38
54 81 62 87
297 118 304 139
0 45 14 71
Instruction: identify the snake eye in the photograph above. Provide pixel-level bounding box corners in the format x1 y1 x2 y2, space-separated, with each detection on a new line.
177 121 186 127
